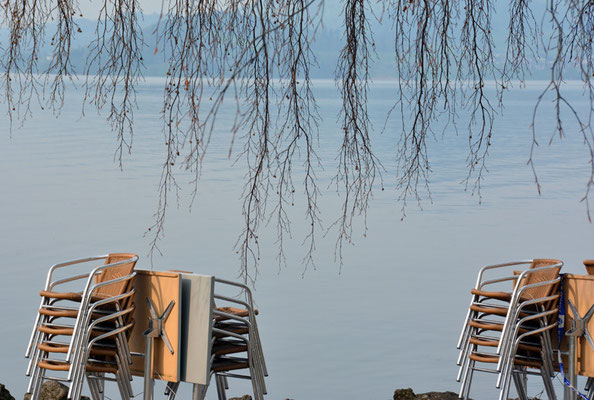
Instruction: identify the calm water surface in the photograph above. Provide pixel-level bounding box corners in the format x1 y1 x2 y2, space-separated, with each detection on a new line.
0 80 592 399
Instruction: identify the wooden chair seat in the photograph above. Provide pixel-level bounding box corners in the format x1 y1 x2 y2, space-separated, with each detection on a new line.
214 307 258 322
471 288 514 302
211 358 249 373
213 323 249 337
39 290 109 303
470 288 533 303
469 337 541 353
39 319 135 337
39 304 135 320
38 359 118 374
39 324 112 338
468 320 530 335
212 340 248 356
39 308 106 319
468 353 542 369
469 304 531 318
38 342 117 358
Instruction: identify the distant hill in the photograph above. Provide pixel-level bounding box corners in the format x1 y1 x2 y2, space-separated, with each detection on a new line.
0 4 583 80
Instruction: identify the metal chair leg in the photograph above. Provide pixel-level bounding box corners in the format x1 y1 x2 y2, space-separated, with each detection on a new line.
512 370 529 400
87 374 103 400
192 384 208 400
215 375 227 400
30 364 46 400
541 368 557 400
459 350 474 399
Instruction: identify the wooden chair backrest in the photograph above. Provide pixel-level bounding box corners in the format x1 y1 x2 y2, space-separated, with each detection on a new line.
94 253 138 298
520 258 562 300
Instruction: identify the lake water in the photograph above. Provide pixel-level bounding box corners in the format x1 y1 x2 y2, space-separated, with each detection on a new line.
1 79 592 399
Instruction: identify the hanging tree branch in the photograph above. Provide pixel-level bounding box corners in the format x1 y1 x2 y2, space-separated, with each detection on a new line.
389 0 456 213
271 0 322 273
143 0 323 284
529 0 593 219
332 0 381 267
84 0 144 163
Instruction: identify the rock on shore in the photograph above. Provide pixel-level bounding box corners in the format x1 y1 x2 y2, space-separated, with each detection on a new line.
0 384 15 400
22 382 89 400
393 388 542 400
394 388 462 400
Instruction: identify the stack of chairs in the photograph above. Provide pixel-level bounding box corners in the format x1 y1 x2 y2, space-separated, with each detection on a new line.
456 259 563 400
209 277 267 400
25 253 138 400
166 276 267 400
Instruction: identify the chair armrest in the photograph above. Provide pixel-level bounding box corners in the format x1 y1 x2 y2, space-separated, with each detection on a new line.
43 256 109 291
474 260 533 290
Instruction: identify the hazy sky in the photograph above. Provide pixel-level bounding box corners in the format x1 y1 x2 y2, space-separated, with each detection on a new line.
78 0 163 17
73 0 549 32
76 0 345 27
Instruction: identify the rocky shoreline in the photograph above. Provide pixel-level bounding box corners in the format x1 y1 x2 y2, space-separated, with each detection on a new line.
2 383 467 400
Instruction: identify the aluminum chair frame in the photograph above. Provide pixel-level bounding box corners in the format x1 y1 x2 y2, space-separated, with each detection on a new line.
210 327 264 400
459 306 558 400
28 275 136 400
71 296 136 400
26 256 137 400
495 264 563 360
165 311 266 400
68 280 136 383
457 261 562 399
67 313 133 400
495 277 561 377
498 319 558 400
457 277 561 382
457 260 534 351
497 296 559 384
458 279 561 386
29 307 134 400
457 260 562 354
78 320 135 400
214 278 267 377
459 294 559 389
26 255 138 366
27 268 136 384
212 310 266 399
457 261 562 373
213 294 267 385
26 255 112 362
